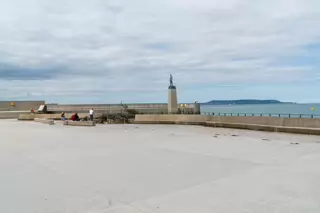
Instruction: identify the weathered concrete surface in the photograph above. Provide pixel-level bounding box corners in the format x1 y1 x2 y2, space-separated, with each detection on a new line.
135 114 210 125
206 122 320 135
0 111 30 119
0 101 45 111
18 113 35 121
135 115 320 134
1 120 320 213
64 120 96 126
35 113 100 120
34 118 55 125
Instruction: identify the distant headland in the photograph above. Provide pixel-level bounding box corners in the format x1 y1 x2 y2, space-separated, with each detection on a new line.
202 99 295 105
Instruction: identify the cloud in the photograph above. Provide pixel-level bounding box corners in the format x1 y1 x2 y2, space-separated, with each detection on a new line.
0 0 320 103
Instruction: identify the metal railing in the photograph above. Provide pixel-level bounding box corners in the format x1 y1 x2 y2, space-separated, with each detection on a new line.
201 112 320 118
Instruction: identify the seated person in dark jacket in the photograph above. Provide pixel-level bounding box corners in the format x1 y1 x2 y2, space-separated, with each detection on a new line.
71 113 80 121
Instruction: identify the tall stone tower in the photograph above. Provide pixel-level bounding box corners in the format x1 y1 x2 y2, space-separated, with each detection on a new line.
168 74 178 114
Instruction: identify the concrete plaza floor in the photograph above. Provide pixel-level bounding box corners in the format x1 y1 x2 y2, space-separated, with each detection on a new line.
1 120 320 213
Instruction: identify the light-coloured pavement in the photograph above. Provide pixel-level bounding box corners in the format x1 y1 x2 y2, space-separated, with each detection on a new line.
1 120 320 213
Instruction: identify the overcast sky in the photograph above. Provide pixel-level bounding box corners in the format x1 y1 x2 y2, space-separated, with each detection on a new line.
0 0 320 103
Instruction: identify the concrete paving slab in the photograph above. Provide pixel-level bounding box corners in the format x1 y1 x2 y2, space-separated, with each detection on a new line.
0 120 320 213
64 120 96 126
34 118 55 125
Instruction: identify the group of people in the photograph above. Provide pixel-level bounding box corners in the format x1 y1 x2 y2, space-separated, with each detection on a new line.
61 109 95 122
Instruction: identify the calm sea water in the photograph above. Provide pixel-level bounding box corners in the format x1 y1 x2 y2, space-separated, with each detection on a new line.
201 104 320 116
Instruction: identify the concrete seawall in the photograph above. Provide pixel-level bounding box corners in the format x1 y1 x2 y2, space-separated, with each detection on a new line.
135 115 320 135
0 101 45 111
34 113 101 120
46 103 197 114
0 111 30 119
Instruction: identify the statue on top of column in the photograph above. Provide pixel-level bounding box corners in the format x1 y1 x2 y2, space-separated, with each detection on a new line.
169 74 176 89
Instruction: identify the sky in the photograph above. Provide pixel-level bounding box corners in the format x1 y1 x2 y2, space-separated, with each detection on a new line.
0 0 320 104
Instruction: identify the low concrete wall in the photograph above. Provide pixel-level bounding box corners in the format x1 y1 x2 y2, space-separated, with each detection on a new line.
0 101 45 111
0 111 30 119
135 115 320 128
34 113 102 120
134 115 320 135
64 121 96 126
206 122 320 135
135 115 211 125
18 114 35 121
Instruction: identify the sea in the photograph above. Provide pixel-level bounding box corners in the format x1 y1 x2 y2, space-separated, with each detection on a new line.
201 103 320 118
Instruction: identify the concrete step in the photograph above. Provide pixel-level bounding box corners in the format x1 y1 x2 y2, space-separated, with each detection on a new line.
18 114 35 121
64 121 96 127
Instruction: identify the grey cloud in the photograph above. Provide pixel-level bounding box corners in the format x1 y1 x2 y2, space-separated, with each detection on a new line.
0 64 64 80
0 0 319 102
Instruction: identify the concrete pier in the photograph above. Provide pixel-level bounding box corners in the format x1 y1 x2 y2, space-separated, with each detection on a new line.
1 120 320 213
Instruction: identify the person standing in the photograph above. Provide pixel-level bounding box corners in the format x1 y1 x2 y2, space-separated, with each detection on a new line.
89 108 94 121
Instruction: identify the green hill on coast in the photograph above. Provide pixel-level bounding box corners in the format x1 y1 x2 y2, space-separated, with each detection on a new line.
203 99 294 105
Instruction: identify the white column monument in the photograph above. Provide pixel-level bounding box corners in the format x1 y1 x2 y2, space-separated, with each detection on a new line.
168 74 178 114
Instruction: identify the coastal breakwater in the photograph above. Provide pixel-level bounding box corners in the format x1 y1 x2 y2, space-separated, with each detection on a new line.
0 101 45 111
46 103 198 114
134 115 320 135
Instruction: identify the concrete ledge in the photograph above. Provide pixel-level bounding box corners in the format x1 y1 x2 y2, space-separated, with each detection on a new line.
35 113 100 120
134 115 320 135
18 114 35 121
134 120 207 125
34 118 55 125
0 111 30 119
134 119 207 126
64 121 96 126
206 122 320 135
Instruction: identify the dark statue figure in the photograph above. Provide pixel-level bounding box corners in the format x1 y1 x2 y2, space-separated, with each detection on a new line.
168 74 176 89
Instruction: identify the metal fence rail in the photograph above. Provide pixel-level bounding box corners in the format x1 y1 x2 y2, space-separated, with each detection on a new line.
201 112 320 119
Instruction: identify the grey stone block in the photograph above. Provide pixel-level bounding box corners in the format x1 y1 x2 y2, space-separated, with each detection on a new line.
64 121 96 126
18 114 35 121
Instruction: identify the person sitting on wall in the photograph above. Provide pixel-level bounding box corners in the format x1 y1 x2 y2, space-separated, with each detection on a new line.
61 112 66 121
71 113 80 121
